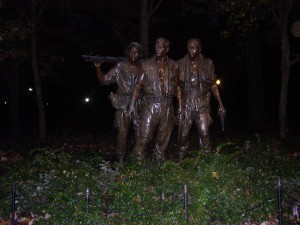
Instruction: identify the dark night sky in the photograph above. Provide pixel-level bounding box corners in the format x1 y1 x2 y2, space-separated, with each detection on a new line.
1 0 300 140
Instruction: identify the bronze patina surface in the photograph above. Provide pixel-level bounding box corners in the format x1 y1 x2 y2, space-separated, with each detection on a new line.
129 38 183 164
94 42 144 162
177 38 226 160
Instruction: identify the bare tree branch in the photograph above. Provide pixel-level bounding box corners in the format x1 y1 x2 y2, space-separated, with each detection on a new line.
271 6 281 38
290 56 300 66
148 0 164 19
36 0 51 22
286 0 295 17
149 0 154 15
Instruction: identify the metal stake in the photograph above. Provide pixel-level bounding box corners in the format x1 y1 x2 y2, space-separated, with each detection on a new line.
86 188 90 212
184 184 188 224
11 182 16 225
277 179 283 225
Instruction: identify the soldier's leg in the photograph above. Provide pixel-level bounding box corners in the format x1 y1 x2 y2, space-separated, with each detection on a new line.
195 112 213 153
155 106 174 164
116 111 131 162
178 110 193 161
133 104 158 161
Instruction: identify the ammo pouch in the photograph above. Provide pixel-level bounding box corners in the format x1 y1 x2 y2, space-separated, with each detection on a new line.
109 92 129 110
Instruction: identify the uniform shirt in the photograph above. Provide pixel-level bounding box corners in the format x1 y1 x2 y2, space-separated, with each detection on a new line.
104 60 141 96
104 60 142 110
178 54 216 112
139 56 179 98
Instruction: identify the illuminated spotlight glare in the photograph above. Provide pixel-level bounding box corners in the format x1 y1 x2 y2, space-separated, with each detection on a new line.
28 88 33 92
4 101 7 105
85 98 90 103
216 79 221 85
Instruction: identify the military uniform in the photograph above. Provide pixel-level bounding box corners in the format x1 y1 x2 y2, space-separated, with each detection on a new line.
103 60 142 160
178 54 217 155
133 56 181 162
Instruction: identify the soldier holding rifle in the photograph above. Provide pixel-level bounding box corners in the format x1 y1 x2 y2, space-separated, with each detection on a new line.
177 38 226 161
93 42 144 162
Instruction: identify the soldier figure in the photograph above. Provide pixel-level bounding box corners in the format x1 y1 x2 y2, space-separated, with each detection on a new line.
94 42 144 162
129 37 183 165
177 38 225 161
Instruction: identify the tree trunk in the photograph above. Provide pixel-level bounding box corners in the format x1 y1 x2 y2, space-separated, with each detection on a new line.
279 24 290 142
31 31 46 142
140 0 149 57
31 0 46 142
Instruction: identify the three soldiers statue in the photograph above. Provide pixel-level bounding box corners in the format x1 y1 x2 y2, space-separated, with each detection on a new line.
87 37 226 163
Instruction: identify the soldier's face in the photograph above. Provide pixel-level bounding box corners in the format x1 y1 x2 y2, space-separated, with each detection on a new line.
155 42 168 57
129 46 140 62
187 42 200 59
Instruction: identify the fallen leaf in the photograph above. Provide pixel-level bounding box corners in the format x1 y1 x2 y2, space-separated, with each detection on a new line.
135 195 141 204
211 171 219 179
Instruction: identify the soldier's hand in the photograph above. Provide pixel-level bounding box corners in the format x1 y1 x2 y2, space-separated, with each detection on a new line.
178 105 183 115
218 104 226 116
128 102 135 114
94 61 101 68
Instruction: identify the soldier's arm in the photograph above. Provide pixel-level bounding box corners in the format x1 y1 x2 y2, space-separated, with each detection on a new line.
94 62 119 86
129 72 144 113
210 60 225 113
175 63 183 114
211 85 224 108
94 61 104 85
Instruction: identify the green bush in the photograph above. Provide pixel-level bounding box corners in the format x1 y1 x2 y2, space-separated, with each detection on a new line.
0 134 299 224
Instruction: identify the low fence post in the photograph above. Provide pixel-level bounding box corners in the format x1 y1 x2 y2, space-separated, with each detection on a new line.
184 184 188 224
86 188 90 212
11 182 16 225
277 178 283 225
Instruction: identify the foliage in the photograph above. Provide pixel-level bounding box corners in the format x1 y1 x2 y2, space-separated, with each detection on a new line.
0 21 29 61
218 0 268 30
0 134 299 224
218 0 300 37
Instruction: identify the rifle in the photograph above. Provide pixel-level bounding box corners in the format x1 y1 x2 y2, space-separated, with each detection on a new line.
218 109 226 132
81 55 126 64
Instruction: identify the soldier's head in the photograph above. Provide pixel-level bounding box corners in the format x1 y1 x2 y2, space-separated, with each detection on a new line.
187 38 202 59
155 37 170 57
125 42 144 62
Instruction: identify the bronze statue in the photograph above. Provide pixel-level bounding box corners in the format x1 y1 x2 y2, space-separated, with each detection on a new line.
177 38 226 161
129 37 183 164
94 42 144 162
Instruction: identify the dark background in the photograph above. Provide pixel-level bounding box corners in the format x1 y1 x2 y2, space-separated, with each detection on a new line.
0 0 300 143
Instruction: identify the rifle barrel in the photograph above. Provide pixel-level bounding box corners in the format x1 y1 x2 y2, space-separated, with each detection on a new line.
219 111 225 132
81 55 126 63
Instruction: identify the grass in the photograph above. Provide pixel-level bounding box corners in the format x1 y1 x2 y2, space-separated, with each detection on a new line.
0 133 299 224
